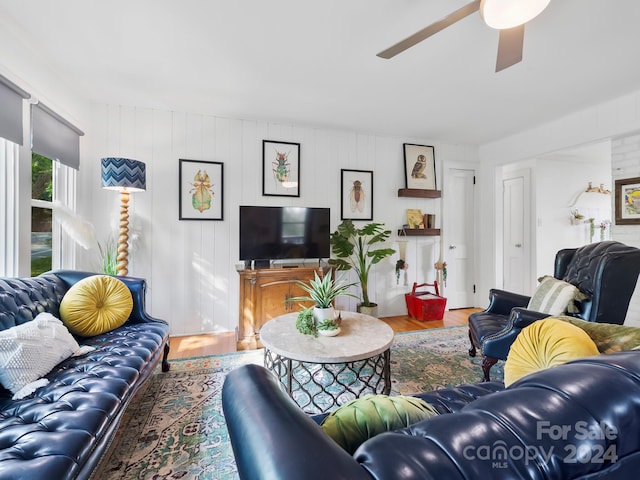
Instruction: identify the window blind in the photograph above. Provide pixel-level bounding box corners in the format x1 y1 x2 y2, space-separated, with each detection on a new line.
32 103 84 170
0 75 30 146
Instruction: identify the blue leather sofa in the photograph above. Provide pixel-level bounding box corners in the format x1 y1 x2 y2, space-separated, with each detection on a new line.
223 350 640 479
0 270 170 479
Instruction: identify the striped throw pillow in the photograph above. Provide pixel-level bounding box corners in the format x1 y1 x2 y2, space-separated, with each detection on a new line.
527 276 582 315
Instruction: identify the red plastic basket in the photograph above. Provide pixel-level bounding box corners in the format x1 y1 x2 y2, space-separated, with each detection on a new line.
404 281 447 321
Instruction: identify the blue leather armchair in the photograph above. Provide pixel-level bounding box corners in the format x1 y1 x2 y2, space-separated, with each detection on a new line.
468 241 640 381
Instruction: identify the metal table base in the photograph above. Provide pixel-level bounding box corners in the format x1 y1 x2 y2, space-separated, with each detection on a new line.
264 348 391 414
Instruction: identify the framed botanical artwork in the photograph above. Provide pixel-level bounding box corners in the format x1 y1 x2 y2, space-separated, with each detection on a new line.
178 159 224 220
403 143 436 190
341 169 373 220
262 140 300 197
615 177 640 225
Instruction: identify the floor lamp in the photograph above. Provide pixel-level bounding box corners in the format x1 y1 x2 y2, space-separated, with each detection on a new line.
101 157 146 276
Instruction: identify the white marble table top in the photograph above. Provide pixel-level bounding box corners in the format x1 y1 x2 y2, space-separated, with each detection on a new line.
259 311 394 363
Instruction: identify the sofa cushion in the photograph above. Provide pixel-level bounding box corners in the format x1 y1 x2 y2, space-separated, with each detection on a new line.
504 317 599 386
320 394 439 454
554 315 640 353
0 312 84 398
60 274 133 336
527 275 585 315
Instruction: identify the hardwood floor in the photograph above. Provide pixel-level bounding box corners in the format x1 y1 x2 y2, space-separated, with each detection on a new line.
167 308 479 360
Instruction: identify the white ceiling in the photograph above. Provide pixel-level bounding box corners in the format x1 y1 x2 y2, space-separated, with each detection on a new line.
2 0 640 145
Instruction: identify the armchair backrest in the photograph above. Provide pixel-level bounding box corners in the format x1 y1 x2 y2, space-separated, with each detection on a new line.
554 241 640 324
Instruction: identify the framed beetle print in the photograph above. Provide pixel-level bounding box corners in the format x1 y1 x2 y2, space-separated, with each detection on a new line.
179 159 224 220
262 140 300 197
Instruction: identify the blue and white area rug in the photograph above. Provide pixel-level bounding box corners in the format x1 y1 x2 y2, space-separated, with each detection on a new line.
94 325 504 479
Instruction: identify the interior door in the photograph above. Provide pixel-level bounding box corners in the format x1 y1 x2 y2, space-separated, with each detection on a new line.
502 170 531 294
444 168 475 308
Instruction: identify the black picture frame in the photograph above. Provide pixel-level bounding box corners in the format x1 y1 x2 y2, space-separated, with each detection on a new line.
403 143 436 190
178 159 224 220
340 169 373 220
262 140 300 197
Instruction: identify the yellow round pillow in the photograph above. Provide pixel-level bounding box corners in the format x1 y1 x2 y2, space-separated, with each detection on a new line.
504 318 599 387
59 275 133 337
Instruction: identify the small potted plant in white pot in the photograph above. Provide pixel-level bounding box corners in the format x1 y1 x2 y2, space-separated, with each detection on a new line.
292 271 357 336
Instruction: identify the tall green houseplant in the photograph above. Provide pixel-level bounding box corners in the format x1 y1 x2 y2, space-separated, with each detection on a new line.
328 220 395 308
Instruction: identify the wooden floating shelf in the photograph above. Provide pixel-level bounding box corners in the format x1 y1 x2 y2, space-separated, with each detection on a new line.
397 229 441 236
397 188 441 198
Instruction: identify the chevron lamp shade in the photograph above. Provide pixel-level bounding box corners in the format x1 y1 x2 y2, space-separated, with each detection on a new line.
101 157 146 191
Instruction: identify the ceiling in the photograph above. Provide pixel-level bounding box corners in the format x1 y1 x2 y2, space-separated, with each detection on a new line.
2 0 640 145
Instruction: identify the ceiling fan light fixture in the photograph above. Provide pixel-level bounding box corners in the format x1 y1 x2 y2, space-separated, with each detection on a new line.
480 0 551 29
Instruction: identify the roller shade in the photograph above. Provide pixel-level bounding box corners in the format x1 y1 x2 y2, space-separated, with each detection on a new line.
32 102 84 170
0 75 30 145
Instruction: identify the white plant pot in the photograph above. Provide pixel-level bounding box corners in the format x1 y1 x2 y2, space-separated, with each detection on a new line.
313 306 335 323
318 326 341 337
357 303 378 317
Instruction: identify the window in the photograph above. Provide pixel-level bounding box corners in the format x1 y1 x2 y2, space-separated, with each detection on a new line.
31 153 53 275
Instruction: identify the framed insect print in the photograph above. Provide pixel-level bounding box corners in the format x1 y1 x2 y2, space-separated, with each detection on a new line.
341 169 373 220
179 159 224 220
262 140 300 197
403 143 436 190
615 177 640 225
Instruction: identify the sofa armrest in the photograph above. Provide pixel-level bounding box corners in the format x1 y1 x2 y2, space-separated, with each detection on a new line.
222 364 371 480
510 307 550 328
484 288 531 316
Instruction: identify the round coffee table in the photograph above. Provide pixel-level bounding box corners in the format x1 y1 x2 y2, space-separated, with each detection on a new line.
259 311 394 414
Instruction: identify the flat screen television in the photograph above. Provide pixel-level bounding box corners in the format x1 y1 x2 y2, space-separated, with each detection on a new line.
239 206 331 261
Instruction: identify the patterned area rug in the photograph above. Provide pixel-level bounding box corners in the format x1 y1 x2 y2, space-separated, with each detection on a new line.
95 325 504 480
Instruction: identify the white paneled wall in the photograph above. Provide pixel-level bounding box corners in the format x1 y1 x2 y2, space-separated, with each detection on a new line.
78 103 478 336
612 132 640 327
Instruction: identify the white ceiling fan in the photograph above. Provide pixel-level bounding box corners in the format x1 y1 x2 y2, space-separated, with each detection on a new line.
377 0 552 72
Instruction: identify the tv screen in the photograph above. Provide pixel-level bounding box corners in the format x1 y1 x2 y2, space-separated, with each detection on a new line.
239 206 331 261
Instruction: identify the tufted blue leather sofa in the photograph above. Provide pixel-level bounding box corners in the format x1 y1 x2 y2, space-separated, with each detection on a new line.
468 241 640 381
223 350 640 479
0 270 170 480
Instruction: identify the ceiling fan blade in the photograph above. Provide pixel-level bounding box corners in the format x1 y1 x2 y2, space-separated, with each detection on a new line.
377 0 481 59
495 25 525 72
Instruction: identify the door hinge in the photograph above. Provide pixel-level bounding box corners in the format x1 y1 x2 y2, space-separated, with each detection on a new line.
473 284 476 294
473 176 476 185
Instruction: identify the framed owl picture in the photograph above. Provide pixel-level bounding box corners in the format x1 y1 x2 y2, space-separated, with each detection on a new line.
403 144 436 190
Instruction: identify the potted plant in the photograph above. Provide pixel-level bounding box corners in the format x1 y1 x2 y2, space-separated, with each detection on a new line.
328 220 396 316
292 271 357 324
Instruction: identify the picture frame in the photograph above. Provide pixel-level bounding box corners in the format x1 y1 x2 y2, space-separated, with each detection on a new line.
262 140 300 197
403 143 436 190
614 176 640 225
340 169 373 220
179 159 224 221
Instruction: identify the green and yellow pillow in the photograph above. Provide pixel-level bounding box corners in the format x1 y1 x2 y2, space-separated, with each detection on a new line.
320 394 439 454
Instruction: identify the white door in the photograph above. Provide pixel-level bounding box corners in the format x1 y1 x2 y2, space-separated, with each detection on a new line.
502 170 531 294
444 168 475 308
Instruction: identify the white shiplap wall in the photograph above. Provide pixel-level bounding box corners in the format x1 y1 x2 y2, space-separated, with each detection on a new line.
78 103 478 336
612 132 640 327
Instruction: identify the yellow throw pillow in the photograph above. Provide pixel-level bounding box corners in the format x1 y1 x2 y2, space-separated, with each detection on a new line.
504 318 599 387
60 275 133 337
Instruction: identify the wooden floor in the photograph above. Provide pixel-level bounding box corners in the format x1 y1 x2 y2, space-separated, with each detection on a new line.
168 308 479 360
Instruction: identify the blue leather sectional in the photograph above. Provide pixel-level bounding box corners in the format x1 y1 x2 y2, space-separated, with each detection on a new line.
0 270 170 479
223 351 640 479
